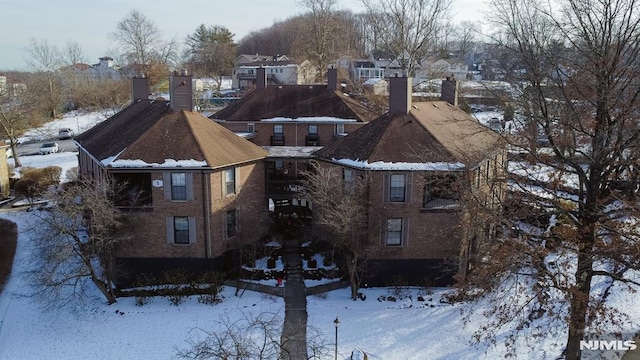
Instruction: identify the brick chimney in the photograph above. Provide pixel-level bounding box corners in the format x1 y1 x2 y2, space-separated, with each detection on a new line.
388 72 412 116
441 77 458 107
131 77 149 103
256 67 267 90
327 66 338 91
169 69 193 111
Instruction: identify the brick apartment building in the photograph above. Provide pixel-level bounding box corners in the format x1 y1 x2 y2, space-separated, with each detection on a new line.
75 70 505 285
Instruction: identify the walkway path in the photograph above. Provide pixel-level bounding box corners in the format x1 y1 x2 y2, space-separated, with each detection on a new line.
280 237 308 359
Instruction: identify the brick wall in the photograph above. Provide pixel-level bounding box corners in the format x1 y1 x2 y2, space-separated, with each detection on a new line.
217 121 365 147
116 161 269 260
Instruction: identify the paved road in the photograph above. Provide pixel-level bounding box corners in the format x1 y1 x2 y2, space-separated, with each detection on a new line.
13 138 76 156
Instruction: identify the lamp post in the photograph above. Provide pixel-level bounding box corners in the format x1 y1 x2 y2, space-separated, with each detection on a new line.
334 316 340 360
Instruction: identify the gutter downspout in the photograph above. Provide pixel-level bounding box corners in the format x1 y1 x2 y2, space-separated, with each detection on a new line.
202 170 212 263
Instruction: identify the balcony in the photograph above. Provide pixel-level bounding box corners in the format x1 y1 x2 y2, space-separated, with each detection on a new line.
305 134 320 146
271 133 285 146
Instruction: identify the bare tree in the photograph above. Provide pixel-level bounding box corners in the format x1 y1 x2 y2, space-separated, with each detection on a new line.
360 0 453 76
62 39 86 66
458 0 640 358
297 0 339 81
28 177 130 306
301 161 373 300
25 38 64 119
110 10 178 79
177 312 330 359
0 85 33 167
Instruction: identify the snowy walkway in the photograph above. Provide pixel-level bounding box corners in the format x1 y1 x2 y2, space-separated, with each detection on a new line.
280 237 308 359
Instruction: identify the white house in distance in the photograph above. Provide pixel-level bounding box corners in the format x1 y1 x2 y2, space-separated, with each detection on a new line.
418 58 469 81
89 57 121 80
232 54 316 89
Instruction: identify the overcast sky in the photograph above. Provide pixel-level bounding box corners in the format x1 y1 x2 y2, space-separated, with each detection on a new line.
0 0 486 71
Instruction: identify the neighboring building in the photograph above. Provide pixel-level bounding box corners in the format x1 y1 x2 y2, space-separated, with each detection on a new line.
419 58 469 81
62 57 123 81
313 76 506 285
211 68 380 213
89 57 121 80
232 54 316 89
0 145 10 199
362 78 389 95
0 74 26 96
75 74 269 281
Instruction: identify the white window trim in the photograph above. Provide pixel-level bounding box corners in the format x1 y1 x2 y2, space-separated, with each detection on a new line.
166 216 197 245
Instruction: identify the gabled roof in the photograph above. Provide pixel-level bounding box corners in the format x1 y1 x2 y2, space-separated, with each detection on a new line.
211 85 379 122
75 99 173 162
115 111 267 168
76 99 267 169
315 101 503 169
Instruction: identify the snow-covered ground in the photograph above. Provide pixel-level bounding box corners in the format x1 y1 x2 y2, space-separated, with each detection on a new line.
18 109 111 143
0 208 637 359
1 109 639 359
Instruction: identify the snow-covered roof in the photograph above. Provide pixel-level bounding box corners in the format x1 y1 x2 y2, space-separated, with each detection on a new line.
333 158 465 171
108 159 209 168
263 146 323 158
260 117 357 123
363 78 386 86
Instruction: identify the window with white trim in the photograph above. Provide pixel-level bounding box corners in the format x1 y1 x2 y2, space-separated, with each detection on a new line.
247 123 255 133
173 216 190 244
386 219 403 246
171 173 187 201
390 174 406 202
335 123 345 134
225 168 236 195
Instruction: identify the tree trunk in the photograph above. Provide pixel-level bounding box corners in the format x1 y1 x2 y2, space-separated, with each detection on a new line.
565 239 593 360
348 252 359 300
10 143 21 167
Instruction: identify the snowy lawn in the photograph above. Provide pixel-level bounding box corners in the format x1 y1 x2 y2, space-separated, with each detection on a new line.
1 209 638 360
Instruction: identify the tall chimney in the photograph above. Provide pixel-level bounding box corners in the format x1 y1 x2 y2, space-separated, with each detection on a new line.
131 77 149 103
327 67 338 91
441 76 458 107
388 72 412 116
256 67 267 90
169 70 193 111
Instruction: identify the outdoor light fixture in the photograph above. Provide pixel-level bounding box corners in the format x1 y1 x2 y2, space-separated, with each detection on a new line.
334 316 340 360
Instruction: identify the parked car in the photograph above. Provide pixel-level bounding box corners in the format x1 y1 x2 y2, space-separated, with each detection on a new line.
58 128 74 139
39 142 59 155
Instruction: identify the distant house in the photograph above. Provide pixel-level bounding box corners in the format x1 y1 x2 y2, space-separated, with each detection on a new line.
313 76 506 284
211 68 380 214
362 78 388 95
75 74 269 280
419 58 469 81
89 57 121 80
0 74 26 96
232 54 316 89
0 145 9 199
